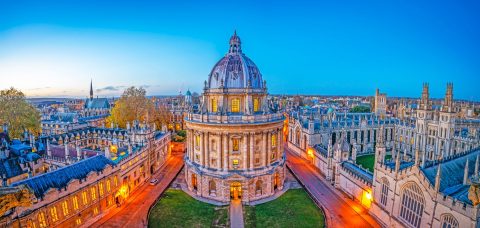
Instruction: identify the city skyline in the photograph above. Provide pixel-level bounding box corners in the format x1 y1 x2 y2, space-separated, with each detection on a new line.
1 0 479 100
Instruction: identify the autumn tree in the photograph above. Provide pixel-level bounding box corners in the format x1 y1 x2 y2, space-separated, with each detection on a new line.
107 87 172 129
0 88 41 138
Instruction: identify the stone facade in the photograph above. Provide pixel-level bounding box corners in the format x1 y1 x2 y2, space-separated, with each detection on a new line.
184 32 286 204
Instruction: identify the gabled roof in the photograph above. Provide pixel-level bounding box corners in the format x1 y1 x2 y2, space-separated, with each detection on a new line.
85 98 110 109
11 155 115 198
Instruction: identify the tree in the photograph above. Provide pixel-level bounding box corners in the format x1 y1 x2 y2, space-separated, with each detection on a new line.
350 105 371 113
107 87 172 129
0 88 41 138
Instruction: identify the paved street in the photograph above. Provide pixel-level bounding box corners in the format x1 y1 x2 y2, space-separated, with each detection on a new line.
285 147 381 228
91 153 184 228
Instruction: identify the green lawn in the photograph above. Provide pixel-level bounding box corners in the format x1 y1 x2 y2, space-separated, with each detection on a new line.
245 189 325 228
356 154 392 172
148 189 229 228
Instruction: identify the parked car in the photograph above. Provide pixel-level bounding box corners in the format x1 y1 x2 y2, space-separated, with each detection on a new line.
149 178 159 185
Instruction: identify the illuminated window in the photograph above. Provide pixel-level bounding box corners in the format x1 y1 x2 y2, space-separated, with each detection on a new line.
232 138 239 152
91 187 97 200
72 196 79 210
62 201 69 216
106 180 111 192
93 207 99 215
50 206 59 222
75 218 82 225
211 98 217 112
271 134 277 147
114 176 118 187
233 159 239 166
99 182 104 196
82 191 88 205
38 212 47 228
253 98 259 112
27 219 35 228
195 135 200 150
231 98 240 112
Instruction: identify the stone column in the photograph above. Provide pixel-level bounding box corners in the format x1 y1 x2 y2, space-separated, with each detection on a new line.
249 133 255 170
206 133 210 167
223 134 229 171
200 132 205 166
243 133 248 169
278 130 282 160
262 132 267 166
217 134 222 169
267 132 272 165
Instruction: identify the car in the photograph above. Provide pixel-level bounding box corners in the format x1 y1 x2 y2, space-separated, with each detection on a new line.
149 178 159 185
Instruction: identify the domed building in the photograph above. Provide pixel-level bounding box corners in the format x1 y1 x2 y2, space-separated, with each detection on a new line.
184 31 286 203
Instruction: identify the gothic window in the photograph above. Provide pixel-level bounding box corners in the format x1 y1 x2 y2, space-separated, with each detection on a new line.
211 98 218 112
232 138 240 152
295 128 301 145
231 98 240 112
440 214 458 228
209 180 217 196
91 187 97 200
255 180 263 195
38 212 47 228
82 191 88 205
50 206 59 222
72 196 79 210
99 182 104 196
62 200 69 216
380 178 389 207
399 183 424 228
253 98 259 112
106 179 111 192
114 176 118 187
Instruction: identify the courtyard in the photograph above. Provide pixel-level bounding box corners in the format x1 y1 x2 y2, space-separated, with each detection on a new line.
356 154 392 172
148 189 229 228
244 189 325 228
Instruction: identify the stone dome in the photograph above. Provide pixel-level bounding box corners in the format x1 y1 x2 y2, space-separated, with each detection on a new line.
207 31 265 90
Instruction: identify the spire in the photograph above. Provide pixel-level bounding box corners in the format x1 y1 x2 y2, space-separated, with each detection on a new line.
90 79 94 100
435 163 442 192
464 158 469 185
414 149 420 166
228 30 242 54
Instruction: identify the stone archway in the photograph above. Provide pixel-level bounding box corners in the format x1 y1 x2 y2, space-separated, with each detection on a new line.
230 182 242 200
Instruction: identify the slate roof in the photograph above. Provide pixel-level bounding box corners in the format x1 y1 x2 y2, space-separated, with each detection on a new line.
84 98 110 109
421 148 480 205
342 162 373 184
0 158 26 179
11 155 115 198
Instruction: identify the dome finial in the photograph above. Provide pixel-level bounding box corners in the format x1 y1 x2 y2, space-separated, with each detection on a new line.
229 30 242 54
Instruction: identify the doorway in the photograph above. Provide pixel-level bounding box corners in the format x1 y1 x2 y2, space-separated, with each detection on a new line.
230 182 242 200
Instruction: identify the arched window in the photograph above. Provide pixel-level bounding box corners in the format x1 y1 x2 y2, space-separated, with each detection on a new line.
303 135 307 149
380 178 389 206
255 180 263 196
399 183 424 228
253 98 259 112
231 98 240 112
209 180 216 196
195 135 200 150
271 134 277 148
211 98 218 112
440 214 458 228
232 138 240 152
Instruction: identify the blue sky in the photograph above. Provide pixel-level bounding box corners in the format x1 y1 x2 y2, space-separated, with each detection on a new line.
0 0 479 100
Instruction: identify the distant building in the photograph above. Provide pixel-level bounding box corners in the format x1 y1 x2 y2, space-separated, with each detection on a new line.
82 80 110 118
374 88 387 118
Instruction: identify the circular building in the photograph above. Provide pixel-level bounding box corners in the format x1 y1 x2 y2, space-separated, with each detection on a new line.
184 31 286 204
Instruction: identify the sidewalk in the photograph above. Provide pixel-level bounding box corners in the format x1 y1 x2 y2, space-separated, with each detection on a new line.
230 199 244 228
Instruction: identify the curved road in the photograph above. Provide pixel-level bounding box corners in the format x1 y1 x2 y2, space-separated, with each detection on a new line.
91 153 184 228
286 147 381 228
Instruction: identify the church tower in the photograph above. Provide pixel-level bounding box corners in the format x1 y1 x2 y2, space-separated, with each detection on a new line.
89 79 94 100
